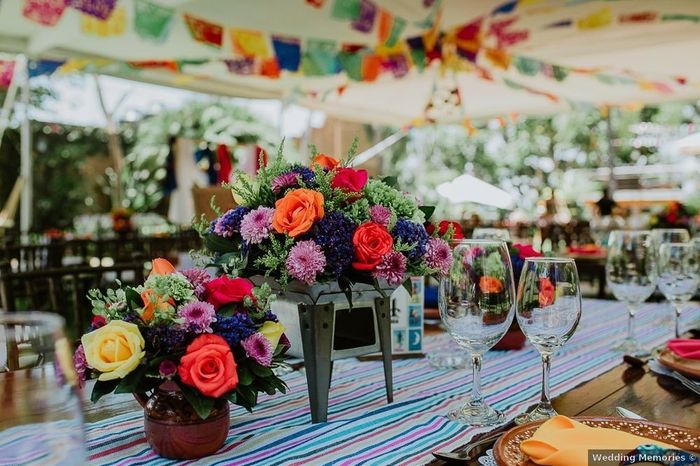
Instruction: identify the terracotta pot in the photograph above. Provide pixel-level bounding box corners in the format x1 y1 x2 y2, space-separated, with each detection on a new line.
134 382 229 460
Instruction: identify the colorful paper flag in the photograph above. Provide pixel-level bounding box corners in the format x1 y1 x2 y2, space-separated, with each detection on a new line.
224 58 256 75
422 5 442 51
484 48 511 70
272 36 301 72
542 19 572 29
338 50 363 80
351 0 377 33
184 13 223 48
491 0 517 16
69 0 116 20
300 38 338 76
406 36 426 71
134 0 174 43
128 60 178 72
231 29 271 58
383 54 409 78
454 16 483 62
28 59 65 77
22 0 67 26
661 13 700 23
618 11 657 23
378 13 406 47
362 54 381 81
0 61 15 89
260 58 281 78
331 0 360 20
513 56 541 76
576 7 612 30
80 5 125 36
306 0 325 7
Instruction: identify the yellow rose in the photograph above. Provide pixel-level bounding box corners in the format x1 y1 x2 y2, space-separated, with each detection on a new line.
81 320 145 381
259 321 285 349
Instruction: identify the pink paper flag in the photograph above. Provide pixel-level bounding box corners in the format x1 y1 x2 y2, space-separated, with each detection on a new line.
22 0 68 26
351 0 377 33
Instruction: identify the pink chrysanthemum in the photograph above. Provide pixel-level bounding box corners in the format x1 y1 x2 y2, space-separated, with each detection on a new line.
425 238 453 275
285 240 327 285
369 205 392 227
180 268 212 299
73 344 88 388
271 172 298 194
241 333 273 367
373 251 407 286
178 301 217 333
240 207 275 244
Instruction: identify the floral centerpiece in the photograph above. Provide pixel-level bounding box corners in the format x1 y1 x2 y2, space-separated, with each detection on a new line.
111 207 133 234
74 258 289 459
509 243 543 286
649 201 694 229
199 144 453 292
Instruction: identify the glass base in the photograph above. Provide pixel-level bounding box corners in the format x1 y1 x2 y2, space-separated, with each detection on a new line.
427 352 470 370
515 403 557 425
448 402 505 427
612 338 649 357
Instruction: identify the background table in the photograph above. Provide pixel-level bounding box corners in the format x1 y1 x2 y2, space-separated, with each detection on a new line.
82 299 699 465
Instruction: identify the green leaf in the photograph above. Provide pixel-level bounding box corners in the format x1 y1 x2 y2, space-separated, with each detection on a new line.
381 176 399 188
177 383 215 419
250 364 273 378
124 288 142 308
203 233 239 254
114 365 146 394
419 205 436 221
237 366 254 386
235 385 258 413
226 392 237 404
90 379 120 402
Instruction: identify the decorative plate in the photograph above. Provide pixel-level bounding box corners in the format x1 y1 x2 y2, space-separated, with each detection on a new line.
658 349 700 379
492 416 700 466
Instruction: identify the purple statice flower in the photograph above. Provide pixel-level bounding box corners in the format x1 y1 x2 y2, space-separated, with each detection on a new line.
286 240 327 285
424 237 453 275
73 344 88 388
240 207 275 244
145 325 189 353
178 301 217 333
392 218 429 260
373 251 407 286
159 360 177 378
213 206 250 238
271 172 299 194
212 313 256 348
241 333 273 367
290 165 316 187
311 211 356 277
369 205 392 227
180 268 212 299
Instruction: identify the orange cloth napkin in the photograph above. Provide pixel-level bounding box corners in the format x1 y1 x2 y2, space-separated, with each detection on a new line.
668 339 700 359
520 416 672 466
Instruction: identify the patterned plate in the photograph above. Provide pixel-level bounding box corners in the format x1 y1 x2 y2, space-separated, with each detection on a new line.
492 416 700 466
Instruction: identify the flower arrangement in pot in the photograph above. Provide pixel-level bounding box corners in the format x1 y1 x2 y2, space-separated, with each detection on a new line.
73 258 289 460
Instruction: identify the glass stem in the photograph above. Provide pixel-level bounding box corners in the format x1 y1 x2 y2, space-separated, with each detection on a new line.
674 303 683 338
470 353 483 407
539 353 552 408
626 304 636 341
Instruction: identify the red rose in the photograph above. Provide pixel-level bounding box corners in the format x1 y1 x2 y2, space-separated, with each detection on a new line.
202 276 254 310
91 315 106 328
538 277 555 307
331 168 368 196
178 334 238 398
426 221 464 239
513 243 542 259
352 222 394 270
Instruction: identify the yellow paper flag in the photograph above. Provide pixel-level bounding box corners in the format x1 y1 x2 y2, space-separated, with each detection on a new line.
577 7 612 30
231 29 270 58
81 5 126 37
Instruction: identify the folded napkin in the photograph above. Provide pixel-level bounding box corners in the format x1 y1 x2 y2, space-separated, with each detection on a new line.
520 416 672 466
668 339 700 360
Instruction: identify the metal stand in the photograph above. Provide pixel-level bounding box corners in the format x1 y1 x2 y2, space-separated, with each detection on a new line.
298 297 393 423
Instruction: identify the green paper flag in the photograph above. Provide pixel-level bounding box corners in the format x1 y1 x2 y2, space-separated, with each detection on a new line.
385 16 406 47
513 56 542 76
661 13 700 23
338 51 364 81
409 48 426 72
134 0 175 43
331 0 361 20
552 65 569 82
301 38 338 76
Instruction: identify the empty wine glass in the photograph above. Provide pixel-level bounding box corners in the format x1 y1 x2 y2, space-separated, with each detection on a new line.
605 230 658 356
439 240 515 426
657 243 700 337
652 228 690 251
0 312 85 464
515 258 581 424
472 228 511 241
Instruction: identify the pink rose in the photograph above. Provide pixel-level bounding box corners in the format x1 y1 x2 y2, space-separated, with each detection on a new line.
331 168 368 197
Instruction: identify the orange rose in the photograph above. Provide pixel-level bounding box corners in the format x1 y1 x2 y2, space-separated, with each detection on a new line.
311 154 340 170
272 188 325 237
479 276 504 293
140 289 175 323
538 277 555 307
178 334 238 399
150 258 176 277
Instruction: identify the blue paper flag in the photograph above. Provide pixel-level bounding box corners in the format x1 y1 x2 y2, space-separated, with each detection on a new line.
491 0 517 15
272 35 301 72
28 59 65 77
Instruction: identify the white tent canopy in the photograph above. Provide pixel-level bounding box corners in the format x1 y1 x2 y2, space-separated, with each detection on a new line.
1 0 700 125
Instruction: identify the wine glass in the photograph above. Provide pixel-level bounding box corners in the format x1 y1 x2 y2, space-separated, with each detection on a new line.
0 312 85 464
472 228 511 241
651 228 690 251
439 240 515 426
515 258 581 424
657 243 700 337
605 230 658 356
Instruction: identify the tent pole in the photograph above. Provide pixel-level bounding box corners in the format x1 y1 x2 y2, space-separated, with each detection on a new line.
18 55 32 235
605 107 617 193
0 57 23 151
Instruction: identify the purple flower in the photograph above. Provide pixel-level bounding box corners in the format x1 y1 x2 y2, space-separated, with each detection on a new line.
178 301 217 333
392 218 429 260
212 313 256 347
369 205 392 227
214 207 250 238
241 333 273 367
286 240 327 285
373 251 407 286
181 268 212 299
311 211 356 277
271 172 299 194
240 207 274 244
73 345 88 388
425 238 453 275
159 360 177 378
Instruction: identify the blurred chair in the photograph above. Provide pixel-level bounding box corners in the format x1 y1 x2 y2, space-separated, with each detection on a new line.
192 186 236 222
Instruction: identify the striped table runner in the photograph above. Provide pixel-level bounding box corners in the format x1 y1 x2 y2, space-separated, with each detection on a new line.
85 300 699 465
